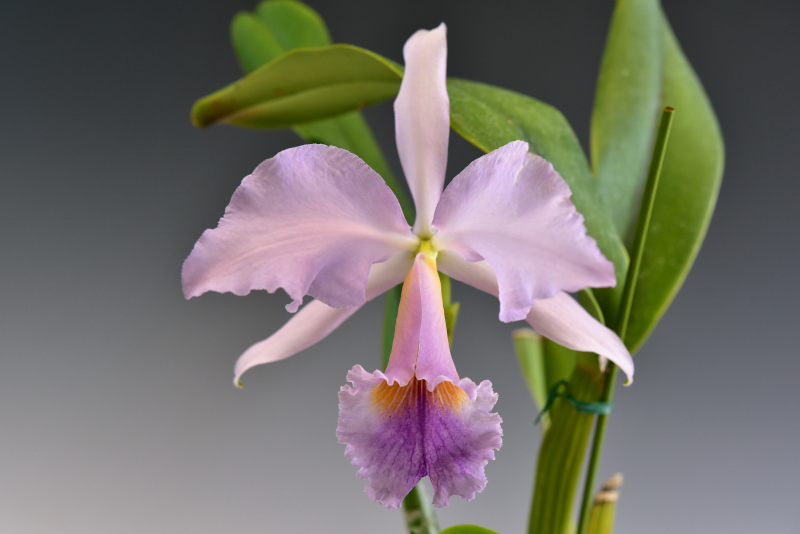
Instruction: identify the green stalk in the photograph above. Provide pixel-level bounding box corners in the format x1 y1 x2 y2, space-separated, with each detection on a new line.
575 108 674 534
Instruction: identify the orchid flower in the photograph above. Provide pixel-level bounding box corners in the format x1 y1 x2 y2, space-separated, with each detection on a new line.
182 24 633 507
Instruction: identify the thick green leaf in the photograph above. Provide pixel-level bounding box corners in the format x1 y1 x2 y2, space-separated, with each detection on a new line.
231 0 333 77
230 5 413 220
625 10 724 352
439 526 499 534
447 78 629 316
592 0 662 242
192 45 402 129
253 0 330 50
231 12 285 73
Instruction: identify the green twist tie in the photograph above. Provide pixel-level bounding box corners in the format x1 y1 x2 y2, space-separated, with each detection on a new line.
534 380 613 425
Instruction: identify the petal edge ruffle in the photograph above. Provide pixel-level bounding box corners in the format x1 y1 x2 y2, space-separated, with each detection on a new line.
433 141 616 321
336 366 502 509
183 144 416 312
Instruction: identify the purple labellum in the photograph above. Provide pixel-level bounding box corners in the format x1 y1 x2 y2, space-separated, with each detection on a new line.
337 366 502 509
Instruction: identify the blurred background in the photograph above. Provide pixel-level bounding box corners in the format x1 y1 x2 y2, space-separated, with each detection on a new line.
1 0 798 532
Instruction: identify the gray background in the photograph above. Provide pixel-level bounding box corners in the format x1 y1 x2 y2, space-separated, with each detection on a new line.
1 0 798 532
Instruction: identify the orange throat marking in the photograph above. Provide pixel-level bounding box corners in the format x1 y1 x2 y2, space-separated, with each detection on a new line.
371 376 468 417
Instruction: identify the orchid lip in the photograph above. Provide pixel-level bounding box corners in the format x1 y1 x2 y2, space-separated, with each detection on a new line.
337 366 502 508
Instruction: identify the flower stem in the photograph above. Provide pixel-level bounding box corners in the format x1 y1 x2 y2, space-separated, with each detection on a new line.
576 107 674 534
402 483 440 534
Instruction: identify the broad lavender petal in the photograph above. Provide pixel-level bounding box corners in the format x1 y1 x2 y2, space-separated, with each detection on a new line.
384 253 457 388
437 252 633 382
182 144 416 312
433 141 616 322
337 367 502 509
233 252 414 386
394 24 449 236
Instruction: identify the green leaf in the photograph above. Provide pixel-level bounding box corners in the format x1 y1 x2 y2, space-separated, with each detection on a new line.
447 78 629 317
439 526 500 534
592 0 662 242
231 0 333 73
625 10 724 352
192 45 402 129
253 0 331 50
231 0 333 76
231 12 286 73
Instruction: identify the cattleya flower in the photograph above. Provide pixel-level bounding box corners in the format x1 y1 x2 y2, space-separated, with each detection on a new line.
182 24 633 508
